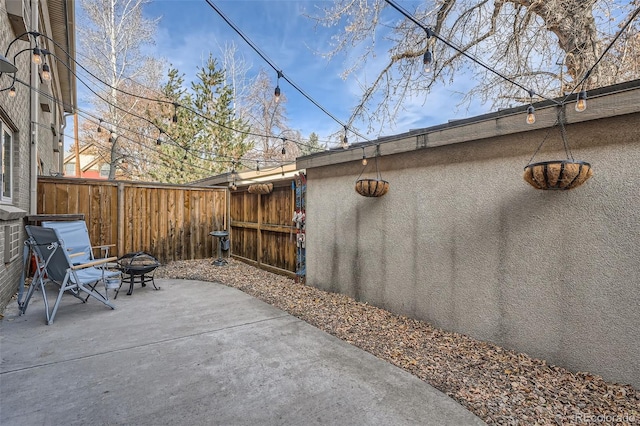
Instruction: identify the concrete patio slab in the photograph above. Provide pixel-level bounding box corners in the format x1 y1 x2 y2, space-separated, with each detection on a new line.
1 279 485 425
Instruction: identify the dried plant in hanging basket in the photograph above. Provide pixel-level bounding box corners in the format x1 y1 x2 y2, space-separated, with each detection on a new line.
355 178 389 197
523 160 593 190
247 183 273 194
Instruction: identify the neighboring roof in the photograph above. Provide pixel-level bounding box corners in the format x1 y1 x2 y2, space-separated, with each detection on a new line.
192 163 300 187
297 79 640 170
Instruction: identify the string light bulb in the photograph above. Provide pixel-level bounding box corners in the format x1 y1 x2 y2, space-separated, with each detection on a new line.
274 70 283 102
575 90 587 112
156 130 163 145
32 47 42 64
342 127 349 149
526 90 536 124
274 85 281 102
97 119 102 133
361 147 368 165
41 63 51 81
256 161 260 175
423 50 433 73
8 86 16 98
526 106 536 124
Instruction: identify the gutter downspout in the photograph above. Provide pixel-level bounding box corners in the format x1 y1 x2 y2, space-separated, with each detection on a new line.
30 0 39 214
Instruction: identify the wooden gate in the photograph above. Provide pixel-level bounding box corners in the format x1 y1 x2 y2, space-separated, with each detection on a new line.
37 177 228 263
230 180 296 277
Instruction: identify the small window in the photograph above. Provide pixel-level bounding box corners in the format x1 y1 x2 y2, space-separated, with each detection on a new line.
1 122 13 203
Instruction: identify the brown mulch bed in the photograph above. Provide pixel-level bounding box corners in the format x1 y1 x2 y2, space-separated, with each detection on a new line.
156 259 639 425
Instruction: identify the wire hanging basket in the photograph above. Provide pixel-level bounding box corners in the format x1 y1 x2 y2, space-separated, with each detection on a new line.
247 183 273 194
355 145 389 197
523 107 593 190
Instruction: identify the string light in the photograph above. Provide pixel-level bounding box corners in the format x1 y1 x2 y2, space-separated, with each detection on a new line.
274 70 283 102
256 160 260 174
526 106 536 125
423 50 433 73
8 86 16 97
342 127 349 149
575 90 587 112
204 0 373 145
97 119 102 133
41 63 51 81
156 130 163 145
32 47 42 64
526 90 536 124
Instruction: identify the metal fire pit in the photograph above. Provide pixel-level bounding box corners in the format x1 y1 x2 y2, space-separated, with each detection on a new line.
115 252 160 298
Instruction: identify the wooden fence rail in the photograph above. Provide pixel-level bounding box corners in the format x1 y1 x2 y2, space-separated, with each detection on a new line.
37 177 228 264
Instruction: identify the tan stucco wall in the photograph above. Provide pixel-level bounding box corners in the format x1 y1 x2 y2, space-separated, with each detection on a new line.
305 112 640 388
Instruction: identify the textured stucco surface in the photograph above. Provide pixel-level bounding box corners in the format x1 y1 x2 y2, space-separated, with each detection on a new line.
305 113 640 389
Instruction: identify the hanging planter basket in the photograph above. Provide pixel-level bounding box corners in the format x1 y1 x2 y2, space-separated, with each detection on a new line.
354 145 389 197
523 160 593 190
523 106 593 191
247 183 273 195
355 178 389 197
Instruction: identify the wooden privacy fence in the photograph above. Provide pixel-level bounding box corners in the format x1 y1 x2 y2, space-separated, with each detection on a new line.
37 177 228 263
230 181 297 277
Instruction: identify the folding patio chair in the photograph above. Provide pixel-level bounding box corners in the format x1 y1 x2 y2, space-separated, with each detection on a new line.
41 220 115 264
41 220 118 299
22 225 118 325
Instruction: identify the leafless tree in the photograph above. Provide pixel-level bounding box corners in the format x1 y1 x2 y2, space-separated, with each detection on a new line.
312 0 640 130
77 0 162 179
239 69 301 163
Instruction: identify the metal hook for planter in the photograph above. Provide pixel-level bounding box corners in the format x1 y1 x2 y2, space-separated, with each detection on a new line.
355 144 389 197
523 105 593 190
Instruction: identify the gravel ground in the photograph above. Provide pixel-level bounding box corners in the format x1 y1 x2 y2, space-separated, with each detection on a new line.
156 259 639 425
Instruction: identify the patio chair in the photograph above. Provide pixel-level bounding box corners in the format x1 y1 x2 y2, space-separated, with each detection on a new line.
41 220 115 264
41 220 119 300
22 225 118 325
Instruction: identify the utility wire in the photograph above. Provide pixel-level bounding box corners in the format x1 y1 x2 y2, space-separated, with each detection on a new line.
383 0 560 105
13 76 295 171
563 5 640 102
203 0 372 143
2 30 331 154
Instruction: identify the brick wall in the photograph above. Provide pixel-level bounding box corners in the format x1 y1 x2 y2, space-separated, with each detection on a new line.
0 0 64 313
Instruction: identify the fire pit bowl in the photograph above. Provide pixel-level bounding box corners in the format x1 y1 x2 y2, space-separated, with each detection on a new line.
115 252 161 298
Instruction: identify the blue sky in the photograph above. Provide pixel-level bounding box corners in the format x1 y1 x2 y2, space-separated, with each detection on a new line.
67 0 492 153
139 0 490 145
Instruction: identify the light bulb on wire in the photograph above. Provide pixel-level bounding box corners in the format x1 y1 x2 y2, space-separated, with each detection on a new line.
8 86 16 98
274 85 281 102
575 90 587 112
32 48 42 64
274 70 283 103
526 106 536 124
41 63 51 81
342 127 349 149
423 50 433 73
361 147 368 165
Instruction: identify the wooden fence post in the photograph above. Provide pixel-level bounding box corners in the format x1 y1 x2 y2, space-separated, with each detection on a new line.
117 182 124 257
